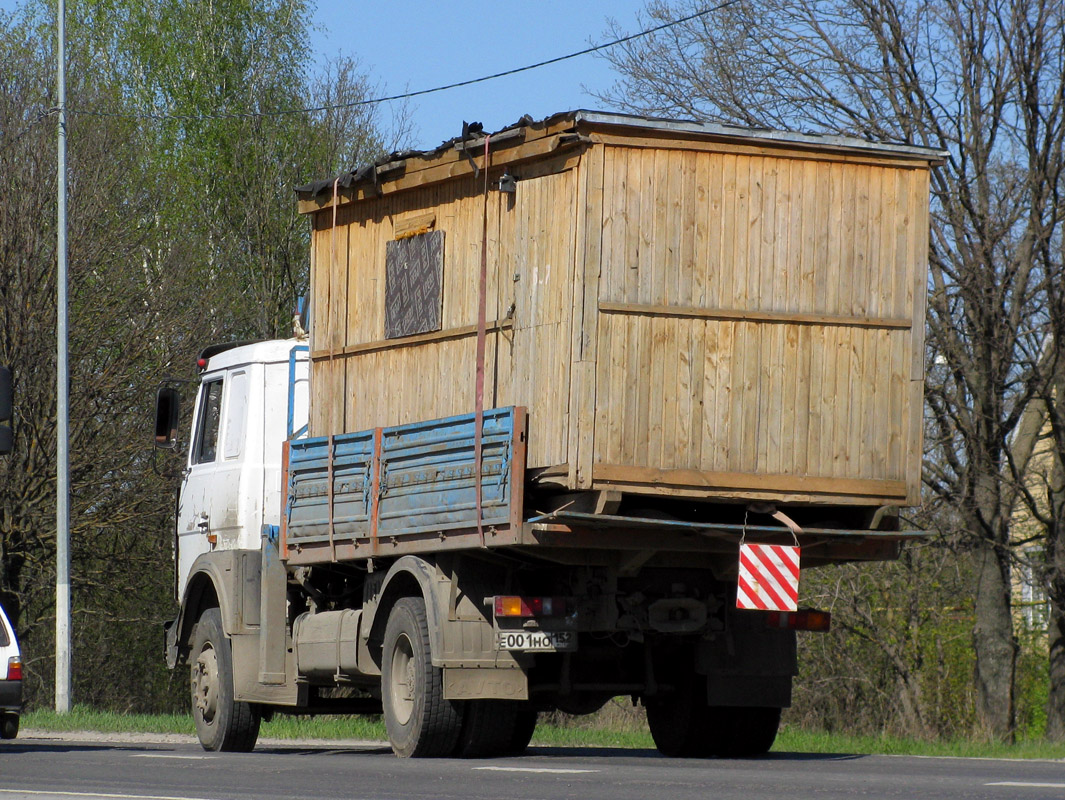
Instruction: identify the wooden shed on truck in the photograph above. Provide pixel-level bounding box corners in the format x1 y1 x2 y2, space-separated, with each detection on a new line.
296 111 944 514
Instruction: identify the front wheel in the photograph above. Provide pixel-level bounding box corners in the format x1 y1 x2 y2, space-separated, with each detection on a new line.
189 607 260 752
381 597 462 757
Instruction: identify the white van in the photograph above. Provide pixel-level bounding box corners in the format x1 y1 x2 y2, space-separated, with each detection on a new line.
0 603 21 739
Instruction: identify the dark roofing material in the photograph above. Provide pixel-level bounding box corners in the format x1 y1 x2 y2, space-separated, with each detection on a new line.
296 109 947 199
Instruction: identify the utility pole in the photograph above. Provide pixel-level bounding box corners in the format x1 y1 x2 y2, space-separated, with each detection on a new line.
56 0 71 714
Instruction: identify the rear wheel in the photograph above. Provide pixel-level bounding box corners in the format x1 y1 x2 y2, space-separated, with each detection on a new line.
382 597 462 757
0 712 18 740
190 607 260 752
506 708 538 755
713 706 781 756
646 683 722 758
454 700 522 758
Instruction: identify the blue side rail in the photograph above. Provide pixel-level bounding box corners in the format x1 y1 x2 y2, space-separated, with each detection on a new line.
282 407 527 564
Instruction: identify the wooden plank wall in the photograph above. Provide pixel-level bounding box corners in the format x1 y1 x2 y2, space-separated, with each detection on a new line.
591 145 928 503
309 162 579 470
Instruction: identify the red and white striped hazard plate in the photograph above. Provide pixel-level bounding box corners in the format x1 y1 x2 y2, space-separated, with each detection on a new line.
736 543 800 611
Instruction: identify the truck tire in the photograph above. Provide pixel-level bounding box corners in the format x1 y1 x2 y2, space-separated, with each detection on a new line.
0 712 18 740
506 708 538 755
645 670 726 758
646 694 720 757
382 597 462 757
189 607 261 752
713 706 781 757
454 701 522 758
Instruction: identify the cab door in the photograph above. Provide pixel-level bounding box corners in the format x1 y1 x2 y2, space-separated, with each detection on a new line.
175 370 250 599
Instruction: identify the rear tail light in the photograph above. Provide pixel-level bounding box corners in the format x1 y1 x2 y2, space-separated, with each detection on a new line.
766 609 831 632
494 596 567 618
6 657 21 680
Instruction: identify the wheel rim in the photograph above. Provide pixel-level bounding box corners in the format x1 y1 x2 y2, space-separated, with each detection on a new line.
192 643 220 725
388 631 416 726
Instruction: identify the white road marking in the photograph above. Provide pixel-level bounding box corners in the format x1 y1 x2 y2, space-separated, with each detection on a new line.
985 782 1065 789
473 766 599 774
130 754 213 760
0 791 216 800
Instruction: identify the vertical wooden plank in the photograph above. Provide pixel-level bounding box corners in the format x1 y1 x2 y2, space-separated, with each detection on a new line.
791 323 810 476
649 149 668 305
822 164 841 319
646 316 664 467
804 324 825 478
553 169 578 465
772 156 791 315
601 146 620 303
663 317 681 469
701 320 719 471
705 152 724 309
719 154 738 309
906 170 930 505
759 156 779 312
637 150 655 305
688 317 706 471
593 313 611 463
798 160 819 315
855 328 876 478
840 326 859 476
777 324 799 474
733 156 751 310
888 328 906 479
633 314 651 465
623 148 642 304
621 313 639 465
567 144 604 488
877 166 898 321
759 322 780 474
728 320 748 474
818 325 839 477
678 150 696 307
718 320 736 471
813 159 830 315
693 151 710 309
853 165 872 318
858 165 878 320
893 169 911 322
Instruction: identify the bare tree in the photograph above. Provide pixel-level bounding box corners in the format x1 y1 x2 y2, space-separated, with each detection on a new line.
596 0 1065 740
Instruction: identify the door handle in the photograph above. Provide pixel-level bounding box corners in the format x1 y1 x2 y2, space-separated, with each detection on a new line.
196 513 216 545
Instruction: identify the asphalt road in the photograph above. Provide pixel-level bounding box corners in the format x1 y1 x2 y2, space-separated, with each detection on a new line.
2 733 1065 800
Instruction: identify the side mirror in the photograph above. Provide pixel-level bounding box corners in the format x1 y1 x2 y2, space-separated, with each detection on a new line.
154 386 181 450
0 366 12 456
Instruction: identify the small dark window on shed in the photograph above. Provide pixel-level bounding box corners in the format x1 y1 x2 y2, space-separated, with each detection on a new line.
385 230 444 339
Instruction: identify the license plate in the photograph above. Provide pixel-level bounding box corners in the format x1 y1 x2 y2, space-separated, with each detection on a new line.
496 630 576 652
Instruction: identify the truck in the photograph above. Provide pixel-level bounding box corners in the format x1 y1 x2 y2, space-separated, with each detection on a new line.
156 111 946 758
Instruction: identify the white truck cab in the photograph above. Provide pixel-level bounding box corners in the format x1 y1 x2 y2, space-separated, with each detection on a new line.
173 340 308 599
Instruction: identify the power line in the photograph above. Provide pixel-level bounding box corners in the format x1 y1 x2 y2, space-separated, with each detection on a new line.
68 2 738 123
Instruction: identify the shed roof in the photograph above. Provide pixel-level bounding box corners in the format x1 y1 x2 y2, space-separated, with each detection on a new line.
296 109 947 211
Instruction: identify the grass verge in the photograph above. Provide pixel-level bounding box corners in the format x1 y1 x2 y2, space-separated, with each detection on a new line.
19 707 1065 759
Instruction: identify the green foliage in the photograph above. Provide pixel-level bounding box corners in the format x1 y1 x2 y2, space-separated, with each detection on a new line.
1016 628 1050 739
20 706 1065 758
0 0 395 714
787 538 1056 741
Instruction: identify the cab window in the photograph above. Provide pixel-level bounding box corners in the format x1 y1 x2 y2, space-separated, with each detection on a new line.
192 379 224 464
223 371 248 460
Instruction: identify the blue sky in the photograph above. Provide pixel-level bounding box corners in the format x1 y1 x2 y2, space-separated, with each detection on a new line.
309 2 649 149
0 0 652 151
